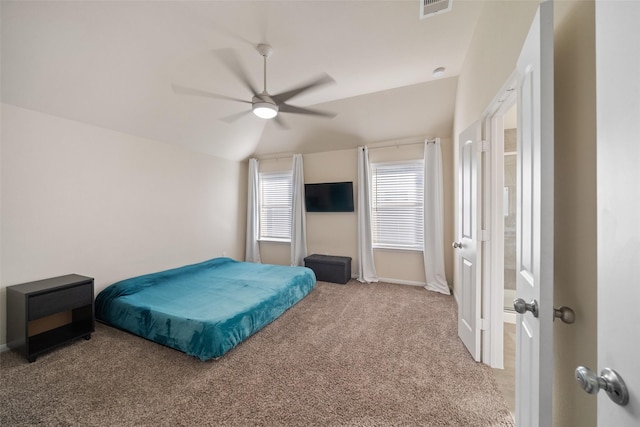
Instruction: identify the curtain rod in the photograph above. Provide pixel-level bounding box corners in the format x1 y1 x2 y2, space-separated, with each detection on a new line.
366 138 438 150
254 152 295 161
254 138 439 159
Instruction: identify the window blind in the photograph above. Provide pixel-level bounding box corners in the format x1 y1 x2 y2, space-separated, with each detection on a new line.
371 161 424 249
259 172 292 241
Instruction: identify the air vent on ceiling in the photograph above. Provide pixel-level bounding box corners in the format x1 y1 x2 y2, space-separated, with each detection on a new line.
420 0 453 19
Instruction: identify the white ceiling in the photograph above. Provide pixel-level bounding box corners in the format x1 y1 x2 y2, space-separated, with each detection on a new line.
1 1 485 161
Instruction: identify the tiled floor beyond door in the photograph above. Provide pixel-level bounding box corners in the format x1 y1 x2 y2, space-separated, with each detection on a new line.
492 322 516 416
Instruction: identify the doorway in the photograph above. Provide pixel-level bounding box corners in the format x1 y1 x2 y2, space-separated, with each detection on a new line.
502 104 517 321
500 103 517 414
481 79 518 415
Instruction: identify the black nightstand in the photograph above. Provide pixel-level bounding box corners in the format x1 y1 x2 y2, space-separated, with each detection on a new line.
7 274 95 362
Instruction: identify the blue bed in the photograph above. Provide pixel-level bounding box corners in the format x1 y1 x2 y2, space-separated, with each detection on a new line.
95 257 316 360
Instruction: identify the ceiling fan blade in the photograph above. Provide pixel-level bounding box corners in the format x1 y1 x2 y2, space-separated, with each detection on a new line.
213 49 259 97
279 104 337 118
273 115 290 130
212 25 256 49
220 110 253 124
172 84 251 104
272 73 335 104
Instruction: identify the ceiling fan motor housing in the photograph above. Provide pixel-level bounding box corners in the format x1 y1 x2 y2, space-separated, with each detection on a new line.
257 44 273 58
252 93 278 119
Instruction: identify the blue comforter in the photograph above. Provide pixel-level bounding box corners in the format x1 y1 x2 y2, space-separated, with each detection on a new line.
95 258 316 360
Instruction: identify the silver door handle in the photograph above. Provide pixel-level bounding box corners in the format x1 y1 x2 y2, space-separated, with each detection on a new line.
553 306 575 324
513 298 539 318
575 366 629 406
452 241 463 249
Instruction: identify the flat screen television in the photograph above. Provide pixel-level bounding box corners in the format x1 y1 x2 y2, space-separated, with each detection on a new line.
305 181 354 212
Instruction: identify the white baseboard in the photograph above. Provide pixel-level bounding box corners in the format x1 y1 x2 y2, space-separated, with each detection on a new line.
503 311 516 324
0 343 9 353
377 277 427 287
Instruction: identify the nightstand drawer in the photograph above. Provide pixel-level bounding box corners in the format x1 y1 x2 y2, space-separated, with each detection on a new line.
28 283 93 320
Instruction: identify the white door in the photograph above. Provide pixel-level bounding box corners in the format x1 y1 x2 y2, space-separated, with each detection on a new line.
593 1 640 425
456 121 482 361
514 2 554 426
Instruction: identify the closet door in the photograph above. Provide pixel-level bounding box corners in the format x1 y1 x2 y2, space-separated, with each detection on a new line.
456 121 482 361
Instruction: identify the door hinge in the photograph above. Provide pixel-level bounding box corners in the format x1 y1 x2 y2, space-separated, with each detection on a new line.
480 318 488 330
479 229 489 242
481 139 490 152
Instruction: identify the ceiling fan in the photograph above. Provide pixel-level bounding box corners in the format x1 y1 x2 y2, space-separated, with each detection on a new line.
173 44 336 128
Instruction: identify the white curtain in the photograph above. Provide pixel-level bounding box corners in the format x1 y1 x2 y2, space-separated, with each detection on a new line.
357 146 378 283
245 158 261 263
423 139 450 294
291 154 307 266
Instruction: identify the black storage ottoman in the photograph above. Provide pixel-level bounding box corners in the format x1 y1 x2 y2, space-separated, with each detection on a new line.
304 254 352 284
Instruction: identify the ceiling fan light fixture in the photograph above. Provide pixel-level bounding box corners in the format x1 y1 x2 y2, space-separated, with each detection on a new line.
253 102 278 119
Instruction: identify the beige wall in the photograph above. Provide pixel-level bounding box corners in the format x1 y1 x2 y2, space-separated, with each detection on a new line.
553 1 597 425
256 139 454 286
0 104 247 346
303 150 359 271
454 1 598 425
453 0 540 298
454 0 541 142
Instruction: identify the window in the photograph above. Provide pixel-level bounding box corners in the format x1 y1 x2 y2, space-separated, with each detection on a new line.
371 161 424 250
259 172 292 241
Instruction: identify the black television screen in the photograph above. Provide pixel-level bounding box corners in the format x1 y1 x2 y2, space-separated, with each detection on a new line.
305 181 354 212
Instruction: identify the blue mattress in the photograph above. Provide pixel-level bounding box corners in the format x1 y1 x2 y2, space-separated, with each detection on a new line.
95 258 316 360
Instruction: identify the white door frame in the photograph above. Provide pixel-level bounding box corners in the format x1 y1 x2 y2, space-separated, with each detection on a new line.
479 74 518 369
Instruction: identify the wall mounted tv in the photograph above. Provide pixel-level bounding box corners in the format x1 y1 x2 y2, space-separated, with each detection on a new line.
305 181 354 213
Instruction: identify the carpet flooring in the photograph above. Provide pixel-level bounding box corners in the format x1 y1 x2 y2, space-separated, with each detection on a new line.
0 280 514 426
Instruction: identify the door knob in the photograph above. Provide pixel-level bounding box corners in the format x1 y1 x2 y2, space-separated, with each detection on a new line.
575 366 629 406
553 306 575 324
452 241 463 249
513 298 539 318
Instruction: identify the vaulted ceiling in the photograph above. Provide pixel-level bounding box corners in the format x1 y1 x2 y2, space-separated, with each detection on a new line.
1 1 485 161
